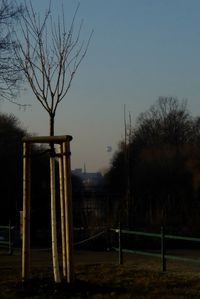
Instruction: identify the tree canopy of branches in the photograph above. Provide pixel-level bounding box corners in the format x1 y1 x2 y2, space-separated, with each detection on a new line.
134 97 194 147
0 0 23 102
105 97 200 232
14 1 92 136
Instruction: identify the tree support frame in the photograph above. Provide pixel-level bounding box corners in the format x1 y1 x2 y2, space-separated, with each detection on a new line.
22 135 74 283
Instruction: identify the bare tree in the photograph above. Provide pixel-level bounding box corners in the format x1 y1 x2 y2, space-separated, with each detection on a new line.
0 0 23 103
14 1 92 283
15 1 92 135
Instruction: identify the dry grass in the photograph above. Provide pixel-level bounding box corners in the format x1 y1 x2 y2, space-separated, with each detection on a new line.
1 249 200 298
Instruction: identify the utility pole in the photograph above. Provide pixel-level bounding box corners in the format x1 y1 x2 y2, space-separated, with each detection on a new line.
124 105 133 229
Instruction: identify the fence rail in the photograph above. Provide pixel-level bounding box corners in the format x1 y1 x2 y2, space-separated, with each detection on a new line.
111 226 200 272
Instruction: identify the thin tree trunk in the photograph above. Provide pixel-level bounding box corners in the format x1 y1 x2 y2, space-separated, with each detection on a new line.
50 114 55 137
63 141 75 283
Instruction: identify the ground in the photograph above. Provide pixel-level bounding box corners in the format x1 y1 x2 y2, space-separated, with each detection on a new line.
1 249 200 298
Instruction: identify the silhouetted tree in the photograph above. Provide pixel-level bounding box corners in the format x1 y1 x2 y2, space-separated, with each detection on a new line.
134 97 193 148
0 0 23 103
106 97 200 232
0 113 26 224
0 113 50 229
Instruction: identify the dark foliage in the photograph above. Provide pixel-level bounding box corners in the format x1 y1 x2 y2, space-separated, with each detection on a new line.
105 97 200 233
0 113 26 225
0 112 84 247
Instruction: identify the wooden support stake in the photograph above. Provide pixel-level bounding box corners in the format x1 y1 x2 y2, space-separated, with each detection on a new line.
59 144 67 278
21 135 73 283
22 142 31 281
50 157 61 283
63 141 74 283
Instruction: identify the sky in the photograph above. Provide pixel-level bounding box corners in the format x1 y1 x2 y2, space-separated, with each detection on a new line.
2 0 200 172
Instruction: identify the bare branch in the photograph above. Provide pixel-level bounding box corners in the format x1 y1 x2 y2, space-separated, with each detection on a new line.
14 1 92 134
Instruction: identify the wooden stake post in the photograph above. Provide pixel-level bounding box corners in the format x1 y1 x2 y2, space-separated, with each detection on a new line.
22 135 74 283
63 141 74 283
59 145 67 278
50 156 61 283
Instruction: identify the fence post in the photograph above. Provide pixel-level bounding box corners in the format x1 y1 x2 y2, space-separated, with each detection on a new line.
161 226 166 272
8 221 12 255
22 141 31 281
118 222 123 265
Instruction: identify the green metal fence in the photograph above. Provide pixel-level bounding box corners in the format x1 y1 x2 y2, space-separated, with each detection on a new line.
0 224 14 254
110 226 200 272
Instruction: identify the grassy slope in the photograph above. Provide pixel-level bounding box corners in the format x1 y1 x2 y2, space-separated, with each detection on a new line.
1 250 200 298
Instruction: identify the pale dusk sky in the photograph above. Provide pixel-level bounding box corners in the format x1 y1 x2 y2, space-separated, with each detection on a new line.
2 0 200 172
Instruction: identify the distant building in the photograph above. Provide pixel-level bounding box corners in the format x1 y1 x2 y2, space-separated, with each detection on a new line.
72 168 103 188
72 168 106 228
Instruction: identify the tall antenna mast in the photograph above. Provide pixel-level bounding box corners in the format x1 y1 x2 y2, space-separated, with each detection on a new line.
124 104 127 148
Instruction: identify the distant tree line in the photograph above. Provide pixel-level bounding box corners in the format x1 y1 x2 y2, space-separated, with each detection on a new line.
105 97 200 234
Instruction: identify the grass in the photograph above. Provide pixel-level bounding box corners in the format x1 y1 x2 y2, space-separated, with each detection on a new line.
1 249 200 298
